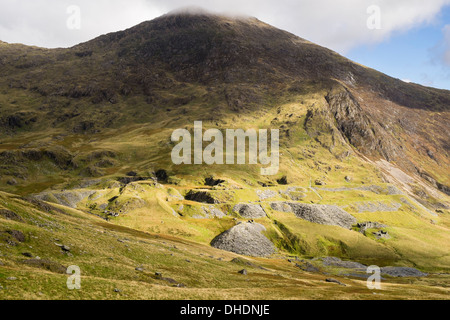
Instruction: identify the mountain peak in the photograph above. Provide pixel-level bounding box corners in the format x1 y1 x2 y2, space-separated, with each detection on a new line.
166 6 215 16
165 6 253 20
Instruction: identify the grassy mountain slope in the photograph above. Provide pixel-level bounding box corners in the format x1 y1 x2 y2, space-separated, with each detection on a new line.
0 191 449 300
0 11 449 300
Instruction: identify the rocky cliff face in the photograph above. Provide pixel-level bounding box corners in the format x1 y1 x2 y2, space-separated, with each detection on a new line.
326 86 403 162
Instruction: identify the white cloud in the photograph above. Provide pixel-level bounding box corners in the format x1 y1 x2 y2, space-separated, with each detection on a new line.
443 25 450 65
0 0 449 54
429 24 450 71
0 0 164 48
429 24 450 88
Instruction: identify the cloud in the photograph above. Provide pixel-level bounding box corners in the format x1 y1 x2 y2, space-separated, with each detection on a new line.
442 25 450 65
420 73 435 86
429 24 450 82
429 24 450 62
0 0 164 48
0 0 449 54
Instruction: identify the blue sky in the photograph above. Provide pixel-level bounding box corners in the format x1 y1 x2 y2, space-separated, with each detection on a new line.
347 5 450 90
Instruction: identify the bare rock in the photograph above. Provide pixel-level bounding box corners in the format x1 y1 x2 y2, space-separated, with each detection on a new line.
279 187 307 201
7 178 17 186
7 230 25 243
277 176 288 185
233 204 267 219
185 190 220 204
36 190 96 209
22 259 67 274
290 203 356 229
355 201 401 213
296 261 320 273
373 230 391 239
270 202 293 213
0 209 23 222
256 190 277 200
326 278 346 286
321 257 366 270
381 267 428 278
211 222 275 257
205 177 225 186
357 222 387 235
315 179 325 186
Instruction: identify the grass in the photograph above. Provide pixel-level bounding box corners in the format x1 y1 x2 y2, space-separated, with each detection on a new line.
1 191 449 300
0 89 448 299
44 174 448 273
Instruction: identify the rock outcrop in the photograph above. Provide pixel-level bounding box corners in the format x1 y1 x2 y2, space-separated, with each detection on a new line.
185 190 220 204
